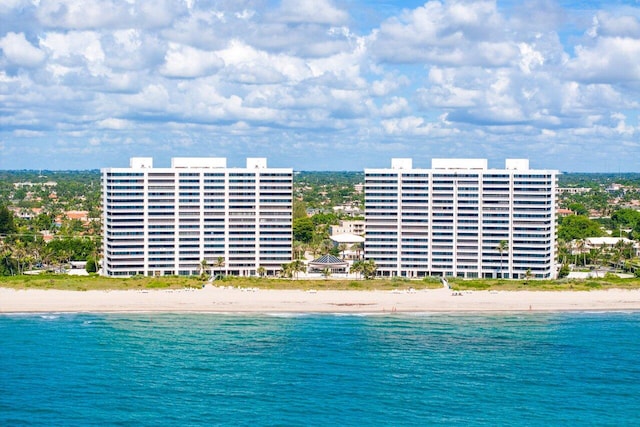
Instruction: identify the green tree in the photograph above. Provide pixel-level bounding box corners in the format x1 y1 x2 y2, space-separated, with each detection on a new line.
293 217 314 243
0 205 16 235
293 200 308 220
557 215 603 241
32 213 55 231
611 208 640 228
567 202 588 216
311 212 339 227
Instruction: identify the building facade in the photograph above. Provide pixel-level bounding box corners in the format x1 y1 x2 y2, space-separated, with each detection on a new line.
102 157 292 277
365 158 557 279
329 220 365 236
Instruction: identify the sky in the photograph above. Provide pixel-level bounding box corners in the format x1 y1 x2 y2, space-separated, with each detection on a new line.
2 0 640 172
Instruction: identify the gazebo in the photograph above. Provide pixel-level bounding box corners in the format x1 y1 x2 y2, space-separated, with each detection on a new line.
308 254 349 274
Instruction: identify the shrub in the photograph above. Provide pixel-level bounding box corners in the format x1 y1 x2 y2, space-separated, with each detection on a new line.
558 264 570 279
85 258 98 273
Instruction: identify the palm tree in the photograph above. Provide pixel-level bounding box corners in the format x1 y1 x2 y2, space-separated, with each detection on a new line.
574 239 586 266
0 238 15 275
310 237 322 257
362 259 377 279
350 260 364 279
591 247 604 277
557 239 569 265
199 259 210 279
613 244 624 272
320 239 333 255
281 263 293 278
524 268 533 284
214 256 225 277
496 240 508 279
352 242 363 260
322 267 331 279
257 266 266 278
293 241 305 260
291 259 306 279
338 243 348 259
14 240 27 275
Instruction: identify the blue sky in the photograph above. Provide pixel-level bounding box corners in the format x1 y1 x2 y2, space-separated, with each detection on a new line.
2 0 640 171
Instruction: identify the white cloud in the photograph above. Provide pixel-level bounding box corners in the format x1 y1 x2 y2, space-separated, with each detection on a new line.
160 43 224 78
40 31 108 76
97 118 131 130
36 0 130 29
0 32 46 67
124 84 170 111
276 0 348 25
381 115 455 137
3 0 640 171
113 29 141 51
566 36 640 83
377 97 409 117
217 40 311 83
0 0 34 13
518 43 544 74
369 0 515 66
235 9 255 20
13 129 45 137
35 0 183 29
591 12 640 38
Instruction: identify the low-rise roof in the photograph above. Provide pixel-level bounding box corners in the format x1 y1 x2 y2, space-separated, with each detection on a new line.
309 254 348 267
585 237 633 245
329 233 365 243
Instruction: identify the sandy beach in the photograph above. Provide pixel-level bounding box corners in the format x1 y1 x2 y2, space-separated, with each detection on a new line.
2 286 640 313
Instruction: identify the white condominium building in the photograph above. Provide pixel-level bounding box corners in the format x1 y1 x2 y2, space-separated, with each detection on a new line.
102 157 292 277
365 158 557 279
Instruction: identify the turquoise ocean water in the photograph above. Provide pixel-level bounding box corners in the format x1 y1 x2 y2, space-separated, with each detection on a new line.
1 312 639 426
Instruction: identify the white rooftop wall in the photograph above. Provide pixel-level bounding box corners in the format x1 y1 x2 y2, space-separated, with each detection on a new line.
432 159 488 170
130 157 153 168
171 157 227 168
391 158 413 169
246 158 267 169
505 159 530 170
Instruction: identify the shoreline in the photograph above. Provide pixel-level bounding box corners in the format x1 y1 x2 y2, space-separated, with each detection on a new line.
2 287 640 314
